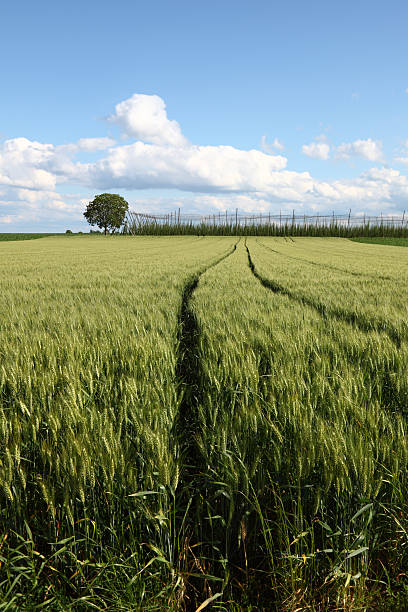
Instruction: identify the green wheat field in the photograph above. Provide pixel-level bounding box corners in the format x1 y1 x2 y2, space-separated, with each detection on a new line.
0 235 407 611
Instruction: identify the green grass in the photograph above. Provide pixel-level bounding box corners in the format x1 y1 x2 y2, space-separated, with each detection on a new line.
0 233 61 241
350 236 408 247
0 236 406 610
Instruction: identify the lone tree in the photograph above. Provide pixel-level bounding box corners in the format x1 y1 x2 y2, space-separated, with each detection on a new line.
83 193 129 235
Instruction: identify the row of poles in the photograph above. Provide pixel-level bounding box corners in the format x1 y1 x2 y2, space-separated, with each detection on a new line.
126 209 407 228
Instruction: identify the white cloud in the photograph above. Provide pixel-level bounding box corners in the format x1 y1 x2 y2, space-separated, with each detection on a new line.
260 135 284 153
81 142 288 192
108 93 188 147
2 160 408 229
1 92 408 230
302 141 330 160
124 167 408 214
363 166 406 184
394 156 408 165
394 140 408 166
0 138 56 190
54 137 116 159
76 137 116 152
0 181 86 230
336 138 383 162
128 193 300 215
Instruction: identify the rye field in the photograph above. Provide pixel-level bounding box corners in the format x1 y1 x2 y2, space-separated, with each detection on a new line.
0 235 407 611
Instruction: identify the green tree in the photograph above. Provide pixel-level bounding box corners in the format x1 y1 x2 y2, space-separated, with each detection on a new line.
83 193 129 235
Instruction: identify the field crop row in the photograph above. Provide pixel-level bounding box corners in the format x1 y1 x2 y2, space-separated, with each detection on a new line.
260 236 408 280
190 240 407 608
0 236 236 609
251 238 408 345
0 236 406 610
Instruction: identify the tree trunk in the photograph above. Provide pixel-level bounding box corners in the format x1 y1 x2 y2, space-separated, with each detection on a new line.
104 227 107 235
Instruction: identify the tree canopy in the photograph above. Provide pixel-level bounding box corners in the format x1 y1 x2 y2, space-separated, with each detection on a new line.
83 193 129 234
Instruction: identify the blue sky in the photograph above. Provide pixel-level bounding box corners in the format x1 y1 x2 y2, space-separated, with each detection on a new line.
1 0 408 231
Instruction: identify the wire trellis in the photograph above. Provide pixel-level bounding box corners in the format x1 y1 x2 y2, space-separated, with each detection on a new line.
126 209 407 228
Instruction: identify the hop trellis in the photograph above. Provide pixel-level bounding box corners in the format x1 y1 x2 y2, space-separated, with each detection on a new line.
124 209 408 236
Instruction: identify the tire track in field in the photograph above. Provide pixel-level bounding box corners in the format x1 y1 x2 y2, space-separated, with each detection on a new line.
257 239 394 282
173 239 239 609
175 240 238 446
246 242 403 347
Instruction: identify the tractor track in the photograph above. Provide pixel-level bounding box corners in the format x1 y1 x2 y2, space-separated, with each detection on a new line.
246 242 402 348
173 238 239 609
257 239 394 282
175 239 239 449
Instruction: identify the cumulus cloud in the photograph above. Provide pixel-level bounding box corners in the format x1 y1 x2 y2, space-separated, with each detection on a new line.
395 156 408 165
124 167 408 215
1 92 408 230
76 137 116 152
394 140 408 166
108 93 188 146
302 141 330 160
0 180 87 230
80 142 288 192
55 137 116 159
336 138 384 162
0 138 56 190
260 135 284 153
